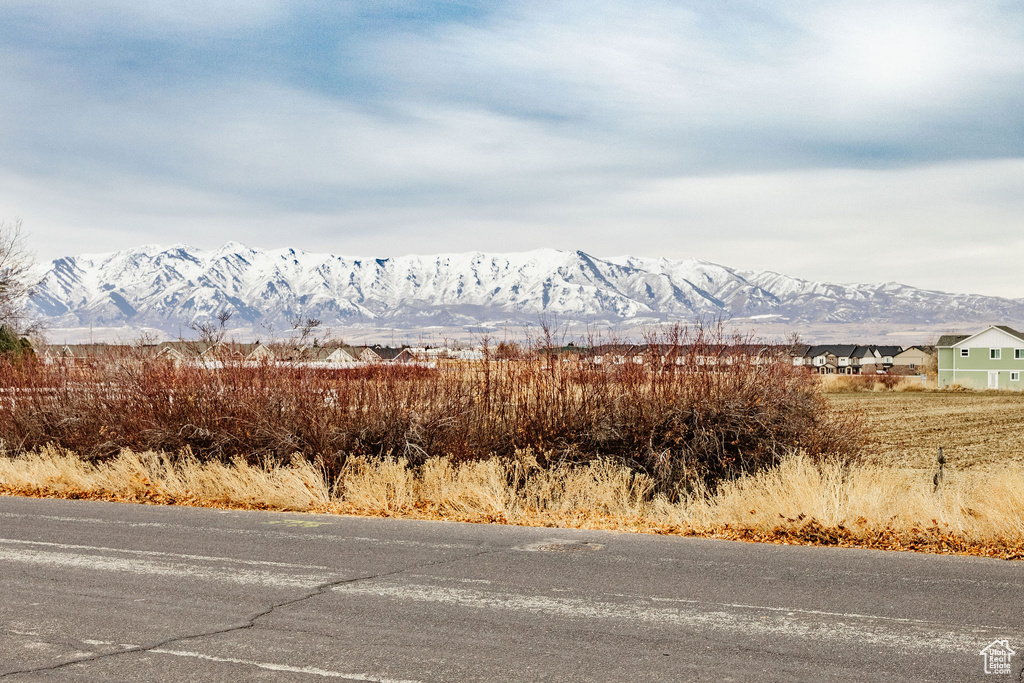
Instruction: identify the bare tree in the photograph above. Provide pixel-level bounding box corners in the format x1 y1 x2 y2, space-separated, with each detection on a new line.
291 316 322 345
288 316 322 360
0 219 36 334
189 309 233 348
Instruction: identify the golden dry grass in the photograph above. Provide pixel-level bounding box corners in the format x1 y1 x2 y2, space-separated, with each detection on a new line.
828 391 1024 469
0 446 331 510
817 374 935 393
3 446 1022 559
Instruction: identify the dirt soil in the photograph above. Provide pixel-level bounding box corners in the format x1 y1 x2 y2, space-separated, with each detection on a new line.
828 391 1024 469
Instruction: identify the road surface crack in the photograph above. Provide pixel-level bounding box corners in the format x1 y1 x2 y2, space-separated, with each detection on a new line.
0 546 502 678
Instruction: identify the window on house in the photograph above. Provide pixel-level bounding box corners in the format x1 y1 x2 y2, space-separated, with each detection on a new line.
909 363 916 370
961 348 969 357
991 349 1001 360
1016 349 1024 359
1013 372 1020 381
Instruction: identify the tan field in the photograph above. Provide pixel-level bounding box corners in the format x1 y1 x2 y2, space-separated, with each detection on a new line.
828 391 1024 469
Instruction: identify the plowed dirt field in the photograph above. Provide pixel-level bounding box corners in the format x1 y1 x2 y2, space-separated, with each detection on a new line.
828 391 1024 469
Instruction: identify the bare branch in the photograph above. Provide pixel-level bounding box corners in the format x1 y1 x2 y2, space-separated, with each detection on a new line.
0 219 36 334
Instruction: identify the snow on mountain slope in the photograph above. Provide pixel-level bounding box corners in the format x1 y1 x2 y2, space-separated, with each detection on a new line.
26 244 1024 331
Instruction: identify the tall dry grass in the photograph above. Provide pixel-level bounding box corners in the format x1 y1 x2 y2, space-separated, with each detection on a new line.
0 446 330 511
0 325 859 493
819 374 933 393
3 447 1019 558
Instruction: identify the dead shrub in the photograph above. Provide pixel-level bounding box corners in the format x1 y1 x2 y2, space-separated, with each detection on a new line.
878 373 901 390
824 375 878 393
0 324 861 493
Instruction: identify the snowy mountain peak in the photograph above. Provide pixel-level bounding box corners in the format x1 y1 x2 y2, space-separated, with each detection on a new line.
27 243 1024 333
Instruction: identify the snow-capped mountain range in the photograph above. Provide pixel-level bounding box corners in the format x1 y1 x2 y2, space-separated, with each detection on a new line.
28 243 1024 332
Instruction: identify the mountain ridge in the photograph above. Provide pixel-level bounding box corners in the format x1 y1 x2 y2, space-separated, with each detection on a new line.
27 243 1024 333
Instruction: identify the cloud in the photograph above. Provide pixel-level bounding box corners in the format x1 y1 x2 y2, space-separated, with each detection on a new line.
368 0 1024 162
0 0 290 34
0 1 1022 297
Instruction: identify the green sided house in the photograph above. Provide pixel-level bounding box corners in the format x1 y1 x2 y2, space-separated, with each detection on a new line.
937 325 1024 389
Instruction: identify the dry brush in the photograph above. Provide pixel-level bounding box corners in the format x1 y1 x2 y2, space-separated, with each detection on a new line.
0 326 858 494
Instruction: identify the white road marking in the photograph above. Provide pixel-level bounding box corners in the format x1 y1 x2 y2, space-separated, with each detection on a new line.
0 537 338 571
332 581 1012 654
148 648 422 682
0 511 477 549
646 595 1015 630
405 574 492 585
0 546 338 588
0 511 177 529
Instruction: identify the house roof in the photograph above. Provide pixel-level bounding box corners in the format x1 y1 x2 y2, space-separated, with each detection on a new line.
364 345 407 361
158 340 219 357
47 343 118 358
214 342 263 358
806 344 858 358
936 334 969 348
993 325 1024 342
937 325 1024 348
894 346 929 355
788 344 811 357
851 346 876 359
873 346 902 356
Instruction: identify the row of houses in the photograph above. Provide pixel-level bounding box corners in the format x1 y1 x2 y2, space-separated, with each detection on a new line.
39 339 937 373
41 341 419 366
790 345 932 375
35 324 1024 390
542 343 787 366
547 343 932 373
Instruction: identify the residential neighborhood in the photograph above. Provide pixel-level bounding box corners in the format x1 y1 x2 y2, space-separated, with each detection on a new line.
38 340 425 367
32 325 1024 392
790 344 931 375
36 337 946 374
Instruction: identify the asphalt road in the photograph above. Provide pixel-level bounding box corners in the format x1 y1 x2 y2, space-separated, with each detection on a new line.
0 496 1021 682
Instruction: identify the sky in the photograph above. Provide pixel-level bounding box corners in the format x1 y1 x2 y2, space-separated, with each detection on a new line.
1 1 1023 296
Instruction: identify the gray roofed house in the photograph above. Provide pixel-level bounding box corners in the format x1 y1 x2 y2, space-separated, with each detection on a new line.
936 335 970 348
804 345 859 374
851 346 877 360
371 346 405 361
361 346 419 363
872 346 902 363
938 325 1024 389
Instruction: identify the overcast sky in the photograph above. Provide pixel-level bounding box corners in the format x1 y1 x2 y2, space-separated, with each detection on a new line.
1 1 1023 296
